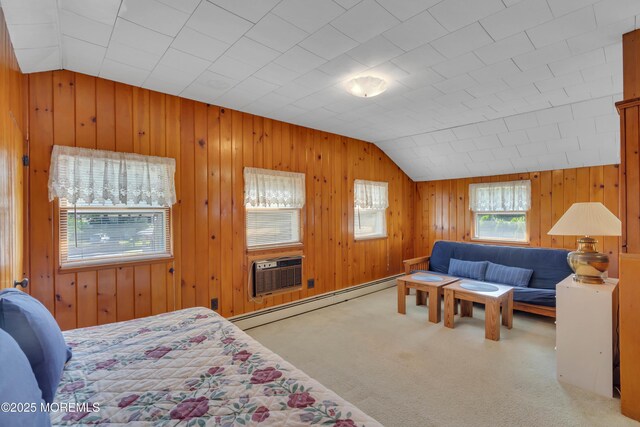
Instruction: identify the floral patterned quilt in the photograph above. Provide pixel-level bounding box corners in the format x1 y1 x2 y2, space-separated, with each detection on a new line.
51 307 381 427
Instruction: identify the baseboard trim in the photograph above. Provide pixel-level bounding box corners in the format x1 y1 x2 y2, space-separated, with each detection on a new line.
230 275 401 330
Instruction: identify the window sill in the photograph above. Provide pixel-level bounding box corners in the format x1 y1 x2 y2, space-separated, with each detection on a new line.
354 235 388 242
470 238 530 247
58 255 174 273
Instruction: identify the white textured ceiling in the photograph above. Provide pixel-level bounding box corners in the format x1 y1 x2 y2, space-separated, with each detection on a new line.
2 0 637 181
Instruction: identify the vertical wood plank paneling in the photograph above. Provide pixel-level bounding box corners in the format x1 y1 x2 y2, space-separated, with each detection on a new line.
29 72 55 312
114 83 133 153
116 266 134 322
76 271 97 327
96 79 115 151
151 262 167 315
165 96 180 311
208 106 221 313
0 9 25 292
75 73 96 149
550 169 564 248
51 71 76 326
97 269 116 325
180 99 196 308
414 166 621 277
26 71 416 328
134 265 151 318
219 108 233 317
194 103 209 309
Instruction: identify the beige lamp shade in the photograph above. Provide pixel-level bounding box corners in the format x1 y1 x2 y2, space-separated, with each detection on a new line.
548 202 621 236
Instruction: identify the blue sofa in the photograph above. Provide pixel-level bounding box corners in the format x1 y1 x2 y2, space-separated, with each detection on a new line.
404 241 573 317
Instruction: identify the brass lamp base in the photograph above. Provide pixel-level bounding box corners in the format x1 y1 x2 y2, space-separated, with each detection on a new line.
567 237 609 285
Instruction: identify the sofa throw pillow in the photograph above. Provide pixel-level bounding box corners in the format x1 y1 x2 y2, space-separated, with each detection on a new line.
485 262 534 288
448 258 488 281
0 328 51 427
0 289 72 404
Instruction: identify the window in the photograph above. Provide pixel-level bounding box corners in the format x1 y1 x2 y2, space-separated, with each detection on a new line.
48 145 176 268
354 180 388 240
244 167 305 249
474 212 527 242
59 200 171 266
246 209 300 248
469 180 531 243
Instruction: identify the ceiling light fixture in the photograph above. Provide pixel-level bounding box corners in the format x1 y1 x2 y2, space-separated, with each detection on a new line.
346 76 387 98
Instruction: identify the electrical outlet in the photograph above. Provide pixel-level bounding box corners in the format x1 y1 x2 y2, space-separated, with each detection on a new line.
307 278 315 289
211 298 219 310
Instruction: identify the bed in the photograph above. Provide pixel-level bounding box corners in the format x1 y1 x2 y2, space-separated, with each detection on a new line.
50 307 381 426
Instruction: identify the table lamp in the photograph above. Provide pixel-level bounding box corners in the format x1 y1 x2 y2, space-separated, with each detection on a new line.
548 202 621 284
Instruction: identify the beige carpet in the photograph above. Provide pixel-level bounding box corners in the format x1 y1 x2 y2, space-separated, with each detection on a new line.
246 284 638 427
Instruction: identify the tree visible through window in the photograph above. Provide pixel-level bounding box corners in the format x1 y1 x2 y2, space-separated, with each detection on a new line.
474 212 527 242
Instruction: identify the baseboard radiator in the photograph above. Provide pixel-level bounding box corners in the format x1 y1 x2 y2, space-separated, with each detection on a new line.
230 275 400 330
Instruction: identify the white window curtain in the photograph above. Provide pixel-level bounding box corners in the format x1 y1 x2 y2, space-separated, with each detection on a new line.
354 180 389 210
244 167 305 208
48 145 177 207
469 180 531 212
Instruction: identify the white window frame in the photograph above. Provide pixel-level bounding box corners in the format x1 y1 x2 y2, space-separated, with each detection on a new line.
354 207 387 240
472 211 529 243
58 200 172 269
353 179 388 241
469 179 531 244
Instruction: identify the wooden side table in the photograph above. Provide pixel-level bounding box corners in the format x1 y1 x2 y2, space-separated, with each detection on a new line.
396 273 459 323
444 281 514 341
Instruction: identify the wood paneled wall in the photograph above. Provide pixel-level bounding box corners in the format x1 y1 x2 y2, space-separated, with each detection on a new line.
619 29 640 255
0 8 25 290
24 71 415 329
414 166 621 278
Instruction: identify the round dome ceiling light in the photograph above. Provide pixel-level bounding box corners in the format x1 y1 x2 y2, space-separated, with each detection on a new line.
346 76 387 98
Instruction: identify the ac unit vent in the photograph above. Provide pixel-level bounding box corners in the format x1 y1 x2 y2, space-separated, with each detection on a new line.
252 256 303 297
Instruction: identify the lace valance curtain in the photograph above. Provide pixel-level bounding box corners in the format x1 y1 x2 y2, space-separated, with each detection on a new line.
469 180 531 212
354 180 389 210
244 167 306 208
48 145 177 207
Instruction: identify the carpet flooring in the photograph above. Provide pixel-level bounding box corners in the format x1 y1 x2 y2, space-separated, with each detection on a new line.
246 284 638 427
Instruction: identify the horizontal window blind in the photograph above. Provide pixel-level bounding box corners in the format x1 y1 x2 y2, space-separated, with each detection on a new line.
59 199 171 267
354 208 386 239
246 208 300 249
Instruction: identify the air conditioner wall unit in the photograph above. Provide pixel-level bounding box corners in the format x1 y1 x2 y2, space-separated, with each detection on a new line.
251 256 303 297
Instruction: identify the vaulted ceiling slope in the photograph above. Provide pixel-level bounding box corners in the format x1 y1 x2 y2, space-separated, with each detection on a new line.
3 0 636 180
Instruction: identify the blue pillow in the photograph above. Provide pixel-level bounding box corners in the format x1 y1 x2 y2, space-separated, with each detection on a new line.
0 328 51 426
485 262 533 288
0 289 72 404
448 258 488 281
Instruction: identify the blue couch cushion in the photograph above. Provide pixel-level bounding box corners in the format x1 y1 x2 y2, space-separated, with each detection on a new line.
0 289 72 404
513 287 556 307
485 262 533 288
448 258 488 280
0 328 51 427
430 241 571 290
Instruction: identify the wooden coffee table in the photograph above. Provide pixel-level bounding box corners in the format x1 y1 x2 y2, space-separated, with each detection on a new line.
397 273 459 323
444 280 514 341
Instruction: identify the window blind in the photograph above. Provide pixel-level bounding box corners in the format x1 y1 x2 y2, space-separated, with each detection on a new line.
59 199 171 267
246 209 300 248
